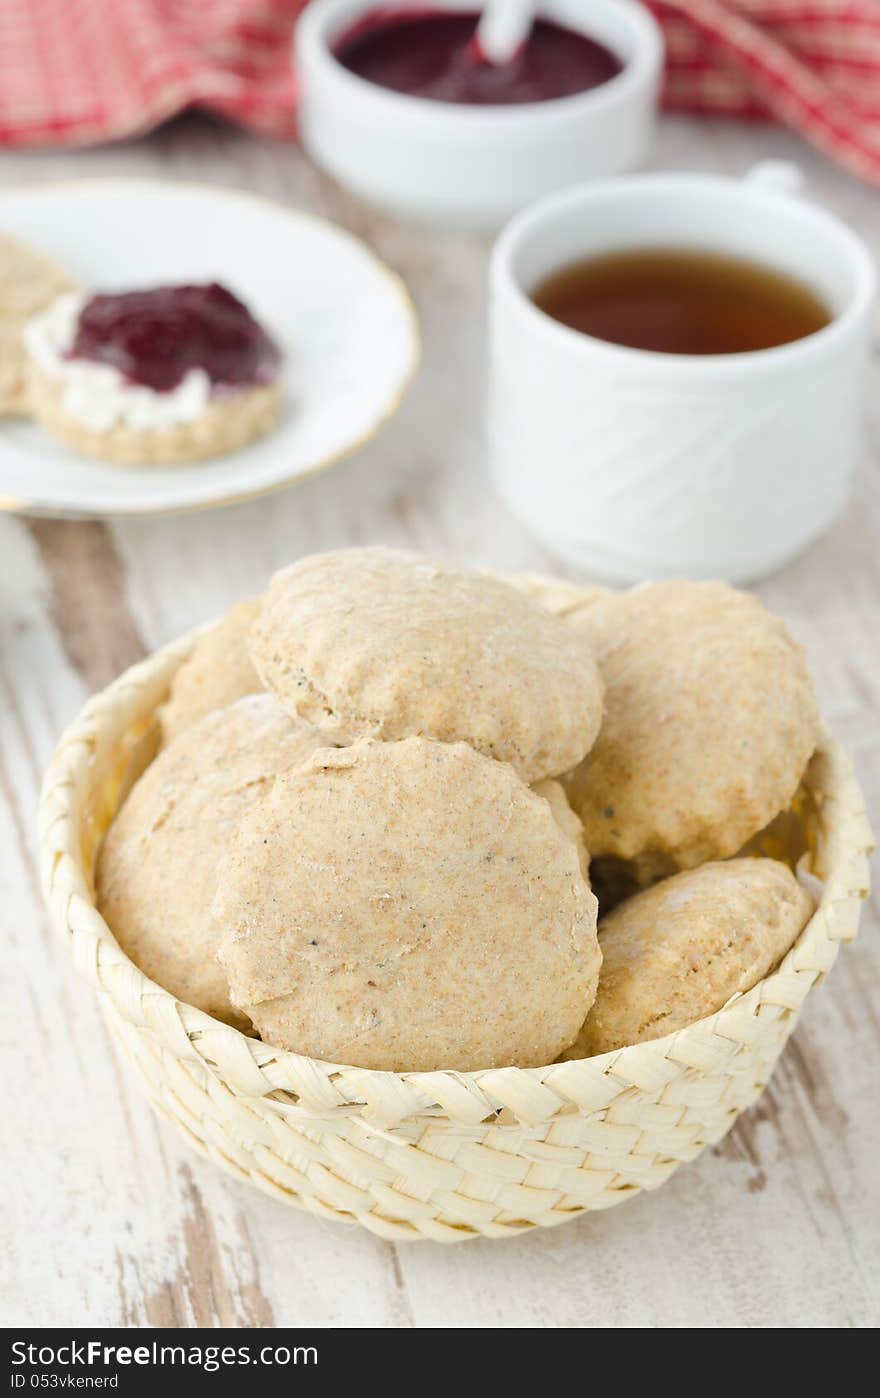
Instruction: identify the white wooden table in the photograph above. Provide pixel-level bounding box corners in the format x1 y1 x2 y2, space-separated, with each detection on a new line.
2 113 878 1330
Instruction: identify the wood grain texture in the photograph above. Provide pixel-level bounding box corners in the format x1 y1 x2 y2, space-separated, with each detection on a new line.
0 112 878 1329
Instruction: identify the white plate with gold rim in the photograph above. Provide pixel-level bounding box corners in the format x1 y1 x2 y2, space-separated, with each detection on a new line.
0 179 419 517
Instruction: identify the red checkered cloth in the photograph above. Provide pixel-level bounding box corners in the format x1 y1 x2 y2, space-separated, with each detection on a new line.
649 0 880 185
0 0 878 185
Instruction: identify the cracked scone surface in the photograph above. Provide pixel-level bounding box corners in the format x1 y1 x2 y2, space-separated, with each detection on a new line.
533 778 590 881
249 547 604 782
563 580 820 880
97 694 325 1027
0 234 76 415
215 736 601 1071
567 858 813 1057
160 599 262 747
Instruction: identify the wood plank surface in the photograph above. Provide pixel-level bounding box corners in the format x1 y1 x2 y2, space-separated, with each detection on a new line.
1 112 877 1329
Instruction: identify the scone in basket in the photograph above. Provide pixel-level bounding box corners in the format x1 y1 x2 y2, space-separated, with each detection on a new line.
38 609 873 1243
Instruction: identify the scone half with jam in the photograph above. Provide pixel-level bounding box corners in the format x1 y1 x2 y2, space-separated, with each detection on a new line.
23 282 282 465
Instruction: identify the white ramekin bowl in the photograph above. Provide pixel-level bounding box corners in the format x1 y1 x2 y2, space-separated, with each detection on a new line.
488 164 877 584
296 0 663 231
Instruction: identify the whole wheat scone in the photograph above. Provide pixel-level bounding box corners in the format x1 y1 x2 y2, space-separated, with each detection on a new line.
26 361 281 466
249 547 604 783
566 858 813 1057
563 580 820 881
215 736 601 1071
0 234 76 415
97 694 325 1027
160 599 262 747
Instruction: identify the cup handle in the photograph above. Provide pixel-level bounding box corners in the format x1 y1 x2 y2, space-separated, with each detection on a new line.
743 160 805 197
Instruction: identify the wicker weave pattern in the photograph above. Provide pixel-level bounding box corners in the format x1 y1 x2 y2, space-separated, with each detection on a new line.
38 626 873 1242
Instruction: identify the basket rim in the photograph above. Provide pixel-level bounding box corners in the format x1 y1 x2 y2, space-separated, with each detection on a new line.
38 589 874 1128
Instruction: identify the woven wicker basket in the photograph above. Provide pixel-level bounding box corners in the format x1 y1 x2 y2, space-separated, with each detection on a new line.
39 614 873 1243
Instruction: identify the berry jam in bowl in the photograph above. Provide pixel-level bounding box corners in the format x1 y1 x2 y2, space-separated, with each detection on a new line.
296 0 663 231
334 11 623 106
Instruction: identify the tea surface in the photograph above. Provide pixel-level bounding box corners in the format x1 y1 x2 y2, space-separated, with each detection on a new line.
531 249 832 355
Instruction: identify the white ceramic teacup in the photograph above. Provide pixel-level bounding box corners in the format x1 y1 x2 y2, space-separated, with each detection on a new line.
296 0 663 231
488 164 876 583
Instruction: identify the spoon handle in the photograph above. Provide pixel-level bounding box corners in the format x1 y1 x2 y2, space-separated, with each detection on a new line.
474 0 537 65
